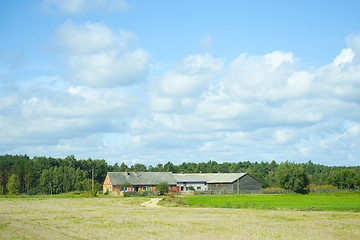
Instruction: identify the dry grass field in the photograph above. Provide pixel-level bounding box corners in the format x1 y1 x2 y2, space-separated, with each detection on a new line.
1 196 360 240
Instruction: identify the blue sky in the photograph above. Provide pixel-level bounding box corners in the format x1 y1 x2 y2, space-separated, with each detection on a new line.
1 0 360 166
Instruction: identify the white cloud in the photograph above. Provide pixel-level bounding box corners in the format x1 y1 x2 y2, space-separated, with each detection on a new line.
42 0 130 14
0 83 139 153
154 54 223 98
56 21 148 87
264 51 294 70
68 50 148 87
274 129 294 144
348 123 360 136
56 21 117 53
223 51 297 102
333 48 354 66
347 34 360 56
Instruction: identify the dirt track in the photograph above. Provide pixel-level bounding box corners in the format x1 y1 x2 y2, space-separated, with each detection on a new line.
141 198 161 208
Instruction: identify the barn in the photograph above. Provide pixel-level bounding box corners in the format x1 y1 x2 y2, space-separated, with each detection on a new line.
207 173 262 194
174 173 261 194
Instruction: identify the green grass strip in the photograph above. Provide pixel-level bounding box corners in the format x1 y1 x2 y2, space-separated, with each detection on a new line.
181 191 360 211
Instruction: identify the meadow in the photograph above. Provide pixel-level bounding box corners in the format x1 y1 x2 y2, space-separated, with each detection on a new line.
0 193 359 239
180 191 360 211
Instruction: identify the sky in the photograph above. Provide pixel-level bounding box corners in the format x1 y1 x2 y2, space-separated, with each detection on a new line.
1 0 360 166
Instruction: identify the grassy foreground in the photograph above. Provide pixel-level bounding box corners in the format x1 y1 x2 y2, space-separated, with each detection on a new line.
1 194 360 239
180 192 360 211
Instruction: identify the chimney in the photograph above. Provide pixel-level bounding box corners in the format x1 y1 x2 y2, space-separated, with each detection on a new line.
125 170 129 175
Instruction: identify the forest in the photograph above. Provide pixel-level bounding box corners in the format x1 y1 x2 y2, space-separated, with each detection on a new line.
0 154 359 195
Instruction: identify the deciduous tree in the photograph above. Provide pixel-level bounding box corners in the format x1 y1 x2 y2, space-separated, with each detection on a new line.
278 167 309 193
7 174 20 195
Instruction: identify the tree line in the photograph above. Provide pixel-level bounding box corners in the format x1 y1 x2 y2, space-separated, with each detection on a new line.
1 154 359 195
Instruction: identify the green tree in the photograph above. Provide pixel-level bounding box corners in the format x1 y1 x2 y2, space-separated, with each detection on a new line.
39 169 52 194
133 163 147 172
0 155 12 194
7 174 20 195
278 167 309 193
332 169 357 189
164 161 175 172
156 182 169 195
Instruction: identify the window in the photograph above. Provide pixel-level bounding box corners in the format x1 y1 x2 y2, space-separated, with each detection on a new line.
197 187 201 190
109 187 112 191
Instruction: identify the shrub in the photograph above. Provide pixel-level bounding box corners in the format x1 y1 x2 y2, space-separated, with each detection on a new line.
27 186 41 195
156 182 169 195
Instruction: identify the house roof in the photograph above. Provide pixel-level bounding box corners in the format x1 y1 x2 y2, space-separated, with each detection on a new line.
173 173 248 183
107 172 177 186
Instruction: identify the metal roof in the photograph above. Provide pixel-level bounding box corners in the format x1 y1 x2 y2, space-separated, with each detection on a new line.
173 173 248 183
107 172 177 186
173 173 218 182
207 173 247 183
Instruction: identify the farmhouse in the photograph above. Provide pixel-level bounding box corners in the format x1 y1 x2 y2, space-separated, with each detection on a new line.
104 171 261 194
103 171 179 194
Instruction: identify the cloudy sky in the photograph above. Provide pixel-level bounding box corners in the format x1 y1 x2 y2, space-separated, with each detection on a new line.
1 1 360 166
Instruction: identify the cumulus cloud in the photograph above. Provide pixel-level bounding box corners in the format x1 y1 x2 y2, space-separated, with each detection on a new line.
138 37 360 165
41 0 130 14
2 29 360 165
153 54 223 98
56 21 148 87
347 34 360 56
0 81 139 153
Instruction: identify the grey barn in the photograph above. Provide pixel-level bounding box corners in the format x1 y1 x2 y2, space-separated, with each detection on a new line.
174 172 261 194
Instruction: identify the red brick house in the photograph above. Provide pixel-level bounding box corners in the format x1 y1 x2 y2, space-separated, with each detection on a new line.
103 171 179 194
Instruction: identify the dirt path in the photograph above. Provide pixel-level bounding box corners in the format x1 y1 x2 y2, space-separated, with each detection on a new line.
141 198 162 208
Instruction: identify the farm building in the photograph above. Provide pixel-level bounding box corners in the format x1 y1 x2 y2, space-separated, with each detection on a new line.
174 173 261 194
207 173 262 194
104 171 261 194
103 171 179 194
174 173 222 191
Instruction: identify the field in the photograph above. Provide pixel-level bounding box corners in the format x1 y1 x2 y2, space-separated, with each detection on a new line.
0 194 360 240
180 192 360 211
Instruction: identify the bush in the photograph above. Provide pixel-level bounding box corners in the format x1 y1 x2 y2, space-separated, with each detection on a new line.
27 186 41 195
156 182 169 195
